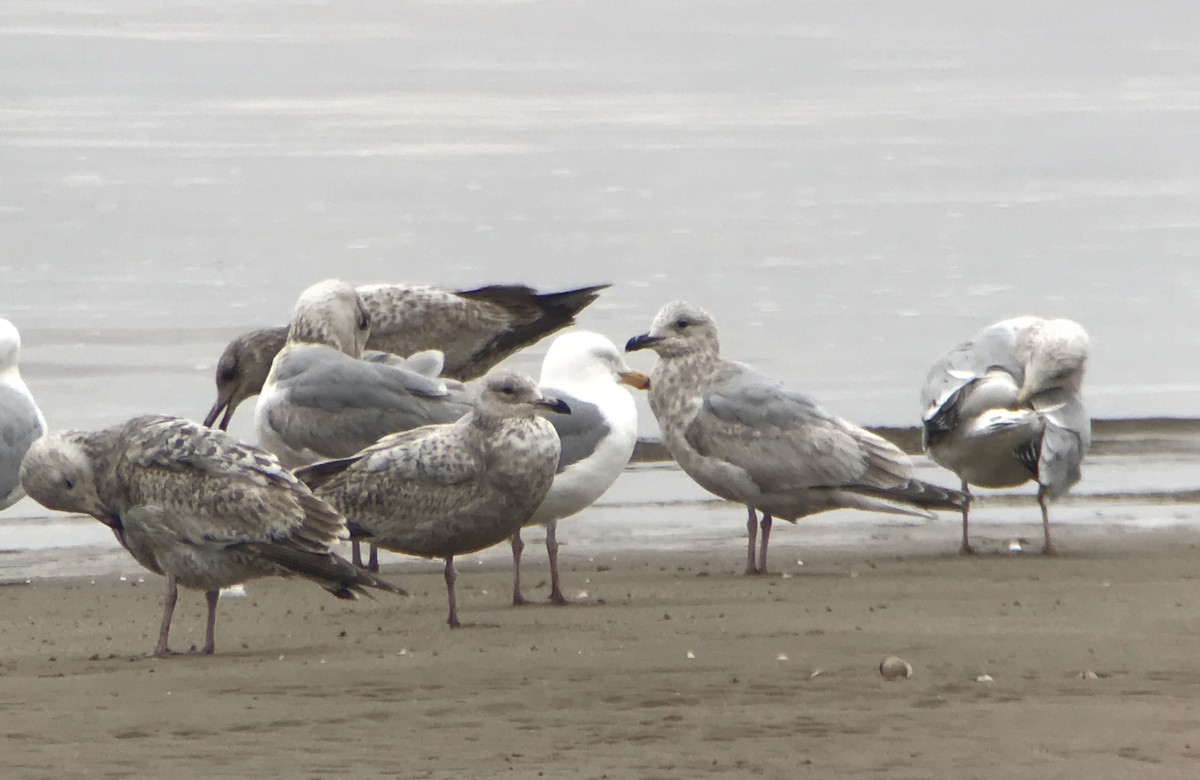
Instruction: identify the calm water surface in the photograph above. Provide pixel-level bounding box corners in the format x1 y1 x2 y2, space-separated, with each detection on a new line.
1 1 1198 540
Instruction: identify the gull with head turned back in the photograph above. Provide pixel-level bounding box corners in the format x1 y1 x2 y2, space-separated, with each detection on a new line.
510 331 648 606
204 282 607 431
627 301 968 575
921 316 1090 554
0 318 46 511
296 370 569 628
19 415 403 657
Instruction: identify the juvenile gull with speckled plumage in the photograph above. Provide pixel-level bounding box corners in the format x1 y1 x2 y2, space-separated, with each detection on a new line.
921 316 1090 554
627 301 968 575
0 318 46 511
19 415 402 657
204 282 607 431
255 280 478 569
297 371 568 627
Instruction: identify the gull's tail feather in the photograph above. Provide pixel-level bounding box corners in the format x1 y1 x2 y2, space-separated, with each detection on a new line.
245 543 408 598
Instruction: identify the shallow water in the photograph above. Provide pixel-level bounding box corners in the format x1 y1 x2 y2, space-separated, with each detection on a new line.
1 1 1198 560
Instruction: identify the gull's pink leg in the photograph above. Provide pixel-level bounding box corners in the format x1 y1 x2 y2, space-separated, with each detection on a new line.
154 576 179 658
960 480 975 555
547 521 569 605
203 589 219 655
445 556 461 628
758 513 772 574
510 530 529 605
745 506 758 575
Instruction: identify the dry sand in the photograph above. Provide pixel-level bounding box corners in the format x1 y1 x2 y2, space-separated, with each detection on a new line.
2 519 1199 779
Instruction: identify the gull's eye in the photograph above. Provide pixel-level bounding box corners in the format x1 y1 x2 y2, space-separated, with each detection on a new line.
64 478 75 490
675 319 690 330
502 385 515 395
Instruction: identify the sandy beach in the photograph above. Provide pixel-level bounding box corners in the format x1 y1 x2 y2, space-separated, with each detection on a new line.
3 512 1199 779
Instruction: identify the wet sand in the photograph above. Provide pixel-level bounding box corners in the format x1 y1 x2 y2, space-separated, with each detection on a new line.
3 516 1199 779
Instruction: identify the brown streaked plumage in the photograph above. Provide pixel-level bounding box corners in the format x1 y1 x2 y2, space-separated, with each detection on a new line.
297 370 568 628
19 415 403 658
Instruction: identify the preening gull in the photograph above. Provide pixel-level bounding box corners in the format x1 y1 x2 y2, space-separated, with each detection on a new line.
626 301 968 575
296 371 568 627
254 280 472 470
19 415 402 657
0 318 46 510
510 331 648 605
204 282 607 430
921 316 1090 554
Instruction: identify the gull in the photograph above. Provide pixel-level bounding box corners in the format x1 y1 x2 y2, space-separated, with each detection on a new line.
510 331 648 606
921 316 1090 554
0 318 46 510
254 281 477 570
19 415 403 657
297 371 568 627
626 301 967 575
254 279 473 469
204 282 607 430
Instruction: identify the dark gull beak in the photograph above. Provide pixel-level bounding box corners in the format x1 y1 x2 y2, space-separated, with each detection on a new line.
625 333 661 353
202 392 235 430
534 396 571 415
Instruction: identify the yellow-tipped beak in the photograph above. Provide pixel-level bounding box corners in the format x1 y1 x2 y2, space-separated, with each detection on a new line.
619 370 651 391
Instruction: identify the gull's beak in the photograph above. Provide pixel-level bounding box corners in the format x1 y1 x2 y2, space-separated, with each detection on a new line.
618 370 651 391
534 396 572 415
625 333 661 353
203 391 235 430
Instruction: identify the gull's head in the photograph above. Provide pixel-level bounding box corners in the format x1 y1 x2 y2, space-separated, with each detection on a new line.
625 301 718 360
203 327 287 430
0 318 23 373
476 370 571 420
1017 318 1089 405
20 433 107 520
541 331 650 391
287 280 371 358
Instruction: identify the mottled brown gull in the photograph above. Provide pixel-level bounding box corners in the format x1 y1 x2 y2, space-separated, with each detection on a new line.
19 415 402 657
921 316 1090 554
204 282 607 430
0 318 46 511
297 370 568 627
510 331 647 606
626 301 968 575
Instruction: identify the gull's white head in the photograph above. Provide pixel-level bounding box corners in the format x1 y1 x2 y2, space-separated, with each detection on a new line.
19 433 108 520
625 301 719 360
287 280 371 358
540 331 650 391
0 318 23 373
1017 318 1089 404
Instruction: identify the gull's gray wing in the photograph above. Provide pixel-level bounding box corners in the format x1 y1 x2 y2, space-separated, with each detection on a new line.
265 347 471 459
921 317 1038 421
1038 396 1091 498
686 363 912 494
0 384 44 504
113 415 345 552
542 388 609 473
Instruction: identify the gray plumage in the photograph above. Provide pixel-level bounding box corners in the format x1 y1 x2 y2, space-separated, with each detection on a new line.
255 280 472 470
204 282 607 430
18 415 402 657
921 316 1091 554
0 318 46 510
297 370 568 627
627 301 967 575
